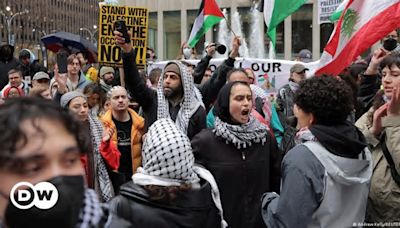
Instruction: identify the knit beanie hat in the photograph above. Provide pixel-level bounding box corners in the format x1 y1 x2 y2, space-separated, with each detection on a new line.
60 91 86 108
164 62 181 77
99 66 115 78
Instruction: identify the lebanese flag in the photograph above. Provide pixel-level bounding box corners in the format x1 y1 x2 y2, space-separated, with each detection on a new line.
188 0 224 48
316 0 400 76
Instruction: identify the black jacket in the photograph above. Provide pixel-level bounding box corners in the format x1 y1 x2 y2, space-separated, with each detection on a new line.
109 181 221 228
358 73 381 114
191 129 281 228
197 57 235 112
193 55 212 84
122 50 206 139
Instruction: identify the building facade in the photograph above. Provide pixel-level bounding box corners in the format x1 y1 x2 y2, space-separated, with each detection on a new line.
0 0 99 60
123 0 335 61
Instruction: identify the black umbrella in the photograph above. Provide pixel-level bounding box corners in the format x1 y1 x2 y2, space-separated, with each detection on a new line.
41 31 98 63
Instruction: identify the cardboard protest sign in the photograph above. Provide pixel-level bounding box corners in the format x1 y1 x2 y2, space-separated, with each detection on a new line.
98 4 148 69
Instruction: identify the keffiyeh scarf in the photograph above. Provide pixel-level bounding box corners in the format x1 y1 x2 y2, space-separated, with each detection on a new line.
213 116 269 150
157 61 204 134
75 189 105 228
132 118 227 228
88 115 114 202
133 118 200 186
295 127 317 145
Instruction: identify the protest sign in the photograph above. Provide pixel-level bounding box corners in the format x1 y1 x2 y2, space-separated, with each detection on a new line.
148 58 319 92
98 4 148 69
318 0 343 24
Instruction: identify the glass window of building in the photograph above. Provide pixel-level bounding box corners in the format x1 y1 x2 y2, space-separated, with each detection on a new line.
320 23 334 53
148 12 157 52
163 11 181 60
291 3 312 57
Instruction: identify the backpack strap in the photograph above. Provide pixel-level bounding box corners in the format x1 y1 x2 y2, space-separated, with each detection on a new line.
380 131 400 186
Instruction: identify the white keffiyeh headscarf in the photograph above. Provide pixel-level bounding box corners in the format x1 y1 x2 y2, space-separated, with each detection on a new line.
157 61 204 134
133 118 200 186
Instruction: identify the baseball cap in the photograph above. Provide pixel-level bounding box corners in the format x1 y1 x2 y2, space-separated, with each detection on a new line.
32 71 50 81
298 49 312 63
290 63 309 73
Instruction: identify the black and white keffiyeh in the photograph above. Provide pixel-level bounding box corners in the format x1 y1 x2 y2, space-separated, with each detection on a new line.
88 114 114 202
133 118 200 186
157 61 204 134
76 189 104 228
213 116 269 150
133 118 227 228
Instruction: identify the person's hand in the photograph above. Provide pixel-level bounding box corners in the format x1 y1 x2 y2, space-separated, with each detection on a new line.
54 64 68 94
229 36 241 59
102 127 115 142
365 48 389 75
114 30 132 53
387 85 400 116
370 103 388 138
206 43 216 57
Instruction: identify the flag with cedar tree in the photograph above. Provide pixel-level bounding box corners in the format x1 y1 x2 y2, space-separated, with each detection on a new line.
316 0 400 75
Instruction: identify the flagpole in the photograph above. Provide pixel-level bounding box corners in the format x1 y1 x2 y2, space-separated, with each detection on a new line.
222 14 237 37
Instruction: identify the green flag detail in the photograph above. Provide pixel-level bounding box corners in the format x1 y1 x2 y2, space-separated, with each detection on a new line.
263 0 307 48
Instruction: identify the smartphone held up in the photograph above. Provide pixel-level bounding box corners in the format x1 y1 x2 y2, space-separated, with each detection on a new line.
114 20 131 44
57 51 68 74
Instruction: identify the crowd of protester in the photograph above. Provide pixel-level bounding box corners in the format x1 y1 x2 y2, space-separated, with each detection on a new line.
0 28 399 228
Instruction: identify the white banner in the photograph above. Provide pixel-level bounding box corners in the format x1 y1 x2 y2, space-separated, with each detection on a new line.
148 58 319 94
318 0 343 24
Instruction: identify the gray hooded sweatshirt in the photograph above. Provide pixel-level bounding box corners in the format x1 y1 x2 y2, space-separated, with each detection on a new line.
262 124 373 228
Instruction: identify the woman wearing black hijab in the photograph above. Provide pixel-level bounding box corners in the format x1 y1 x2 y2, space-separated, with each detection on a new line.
191 81 281 228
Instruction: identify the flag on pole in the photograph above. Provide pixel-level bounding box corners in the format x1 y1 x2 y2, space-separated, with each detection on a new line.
261 0 307 48
316 0 400 76
188 0 224 48
329 0 349 22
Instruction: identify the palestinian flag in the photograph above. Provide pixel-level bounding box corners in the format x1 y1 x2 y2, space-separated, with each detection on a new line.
316 0 400 76
188 0 224 48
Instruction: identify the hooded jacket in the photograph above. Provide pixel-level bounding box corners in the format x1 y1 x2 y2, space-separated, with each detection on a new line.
262 123 372 228
356 109 400 222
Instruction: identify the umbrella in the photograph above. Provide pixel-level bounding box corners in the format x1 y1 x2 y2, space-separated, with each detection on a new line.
41 31 98 63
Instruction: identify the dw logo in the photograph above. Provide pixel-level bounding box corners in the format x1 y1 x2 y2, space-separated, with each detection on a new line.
10 182 59 210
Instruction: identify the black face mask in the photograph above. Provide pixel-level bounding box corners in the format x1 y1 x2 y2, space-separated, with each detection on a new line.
383 38 398 51
3 175 85 228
